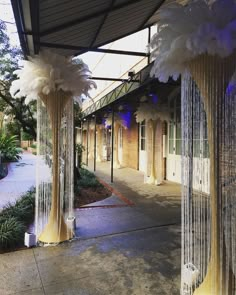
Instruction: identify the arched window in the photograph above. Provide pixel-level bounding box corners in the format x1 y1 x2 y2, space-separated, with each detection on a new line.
140 120 146 151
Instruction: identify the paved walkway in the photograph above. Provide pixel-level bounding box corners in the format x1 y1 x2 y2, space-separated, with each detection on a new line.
0 160 182 295
0 152 36 208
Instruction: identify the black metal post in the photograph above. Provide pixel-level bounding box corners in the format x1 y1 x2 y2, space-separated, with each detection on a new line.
94 116 97 171
80 121 83 168
148 26 151 64
86 119 89 166
111 108 114 183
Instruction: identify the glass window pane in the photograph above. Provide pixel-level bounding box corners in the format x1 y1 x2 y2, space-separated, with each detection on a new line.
176 123 181 139
193 140 200 157
141 138 145 151
169 139 174 154
169 123 174 139
141 126 145 137
176 139 181 155
193 123 200 139
203 122 208 140
176 107 181 123
203 140 209 158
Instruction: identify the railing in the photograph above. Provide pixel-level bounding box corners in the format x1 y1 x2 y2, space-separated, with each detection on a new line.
82 62 154 117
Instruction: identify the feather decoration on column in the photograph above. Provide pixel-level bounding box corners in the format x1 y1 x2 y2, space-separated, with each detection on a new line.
150 1 236 294
10 50 96 244
135 101 169 184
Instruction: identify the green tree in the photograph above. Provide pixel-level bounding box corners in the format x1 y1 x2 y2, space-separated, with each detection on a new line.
0 20 36 139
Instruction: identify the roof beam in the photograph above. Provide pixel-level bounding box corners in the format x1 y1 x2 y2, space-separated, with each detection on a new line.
40 0 144 37
11 0 29 56
90 77 139 83
89 0 116 48
29 0 39 54
74 24 152 57
39 42 147 57
138 0 165 30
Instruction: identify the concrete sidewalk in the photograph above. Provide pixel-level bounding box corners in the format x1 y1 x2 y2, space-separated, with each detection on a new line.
0 161 182 295
0 152 36 208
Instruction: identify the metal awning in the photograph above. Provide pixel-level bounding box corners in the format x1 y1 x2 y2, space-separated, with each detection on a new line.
11 0 165 57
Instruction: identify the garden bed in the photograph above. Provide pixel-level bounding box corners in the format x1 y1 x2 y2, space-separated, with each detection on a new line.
0 169 110 252
0 188 35 253
74 186 111 207
74 168 112 208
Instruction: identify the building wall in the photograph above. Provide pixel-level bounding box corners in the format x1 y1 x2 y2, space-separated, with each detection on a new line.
122 116 139 170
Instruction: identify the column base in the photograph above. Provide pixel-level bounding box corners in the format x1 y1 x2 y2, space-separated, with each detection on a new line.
38 214 73 244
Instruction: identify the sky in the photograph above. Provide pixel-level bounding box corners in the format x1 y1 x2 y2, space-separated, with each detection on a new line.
0 0 19 46
0 0 154 101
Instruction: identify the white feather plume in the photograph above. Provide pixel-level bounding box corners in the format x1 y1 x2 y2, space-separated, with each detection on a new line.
10 50 96 104
104 113 127 129
135 101 169 123
150 0 236 82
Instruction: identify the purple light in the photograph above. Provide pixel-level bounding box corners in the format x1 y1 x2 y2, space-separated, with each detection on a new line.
149 93 158 104
119 111 132 129
226 83 236 96
102 118 108 126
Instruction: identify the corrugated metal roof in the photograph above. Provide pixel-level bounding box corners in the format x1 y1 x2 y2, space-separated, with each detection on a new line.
40 0 108 32
41 16 103 47
11 0 165 57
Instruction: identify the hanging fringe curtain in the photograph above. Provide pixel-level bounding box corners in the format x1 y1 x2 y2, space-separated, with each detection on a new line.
35 92 74 243
181 53 236 295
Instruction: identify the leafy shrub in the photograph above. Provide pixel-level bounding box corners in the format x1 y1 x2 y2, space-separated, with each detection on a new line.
0 188 35 250
76 168 102 189
0 133 21 162
0 218 26 249
16 147 23 153
30 143 37 149
0 163 8 180
75 143 85 154
18 189 35 209
1 190 35 224
75 143 85 168
21 131 34 141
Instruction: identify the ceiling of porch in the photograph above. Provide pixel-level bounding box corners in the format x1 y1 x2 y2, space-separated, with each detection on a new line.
11 0 165 57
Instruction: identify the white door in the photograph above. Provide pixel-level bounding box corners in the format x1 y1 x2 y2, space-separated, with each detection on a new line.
118 127 123 165
167 96 182 183
167 124 181 182
139 120 147 173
